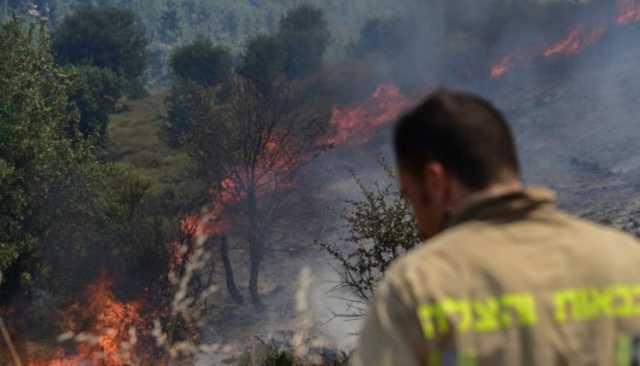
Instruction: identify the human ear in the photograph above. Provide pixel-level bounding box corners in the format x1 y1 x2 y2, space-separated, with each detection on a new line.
423 162 451 206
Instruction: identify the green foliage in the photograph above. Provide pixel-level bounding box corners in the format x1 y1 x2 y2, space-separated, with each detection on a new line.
0 17 171 313
238 5 330 97
0 18 76 273
237 344 295 366
278 4 330 79
238 34 288 97
162 78 214 148
236 342 349 366
67 65 123 142
0 18 115 297
319 161 418 308
52 5 148 93
169 36 232 92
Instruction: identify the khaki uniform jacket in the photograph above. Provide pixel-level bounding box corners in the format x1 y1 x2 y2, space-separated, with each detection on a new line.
351 188 640 365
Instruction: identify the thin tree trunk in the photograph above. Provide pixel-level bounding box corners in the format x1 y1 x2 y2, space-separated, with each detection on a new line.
249 238 264 312
219 236 243 304
247 184 265 312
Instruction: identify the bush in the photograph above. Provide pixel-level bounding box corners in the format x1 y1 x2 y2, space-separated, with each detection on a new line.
236 341 349 366
319 161 418 314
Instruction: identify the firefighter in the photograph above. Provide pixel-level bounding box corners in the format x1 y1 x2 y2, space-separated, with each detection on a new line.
351 89 640 365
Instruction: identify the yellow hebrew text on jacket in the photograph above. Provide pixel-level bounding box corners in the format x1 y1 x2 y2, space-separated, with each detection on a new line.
418 284 640 339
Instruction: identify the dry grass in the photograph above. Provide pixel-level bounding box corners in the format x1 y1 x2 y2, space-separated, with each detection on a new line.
107 92 191 193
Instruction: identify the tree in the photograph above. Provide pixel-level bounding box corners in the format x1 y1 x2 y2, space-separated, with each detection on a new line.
278 4 330 79
238 34 288 97
0 18 103 297
67 65 123 142
0 16 170 316
52 5 148 95
319 161 418 316
169 36 232 92
162 79 213 148
186 75 326 310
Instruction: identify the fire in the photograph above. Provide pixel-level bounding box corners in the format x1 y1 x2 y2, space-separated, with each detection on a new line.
323 84 414 145
28 275 145 366
491 56 514 79
618 0 640 24
180 135 299 242
182 85 412 245
543 25 607 58
490 0 640 79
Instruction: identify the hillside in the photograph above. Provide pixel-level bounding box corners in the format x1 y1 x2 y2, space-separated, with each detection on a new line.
107 92 191 193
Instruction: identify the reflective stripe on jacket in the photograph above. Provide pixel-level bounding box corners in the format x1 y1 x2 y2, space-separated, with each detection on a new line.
352 188 640 366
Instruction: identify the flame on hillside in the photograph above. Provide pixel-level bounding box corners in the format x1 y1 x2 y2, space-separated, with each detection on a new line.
618 0 640 24
179 84 414 256
491 1 640 79
323 84 414 145
543 25 607 58
27 276 145 366
178 135 300 244
491 55 514 79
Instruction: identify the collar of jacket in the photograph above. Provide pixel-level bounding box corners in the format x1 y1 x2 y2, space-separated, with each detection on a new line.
442 187 557 229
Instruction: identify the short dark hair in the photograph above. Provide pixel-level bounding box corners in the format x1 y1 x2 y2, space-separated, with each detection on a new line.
393 89 520 190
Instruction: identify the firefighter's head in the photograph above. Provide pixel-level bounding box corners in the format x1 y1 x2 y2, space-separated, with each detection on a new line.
394 89 522 240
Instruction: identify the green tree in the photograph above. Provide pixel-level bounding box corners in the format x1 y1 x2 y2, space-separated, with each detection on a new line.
238 34 287 97
278 4 330 79
67 65 123 142
52 5 148 95
0 18 98 292
169 36 232 92
162 79 213 148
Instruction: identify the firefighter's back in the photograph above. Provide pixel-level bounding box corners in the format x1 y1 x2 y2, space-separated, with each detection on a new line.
385 190 640 365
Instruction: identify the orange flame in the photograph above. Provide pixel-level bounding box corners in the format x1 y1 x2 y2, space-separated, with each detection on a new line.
618 0 640 24
543 25 607 58
182 134 299 242
491 56 514 79
490 0 640 79
184 85 412 242
28 276 145 366
322 84 414 146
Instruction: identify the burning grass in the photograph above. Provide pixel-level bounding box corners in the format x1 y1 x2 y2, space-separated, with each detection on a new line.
26 276 146 366
322 84 414 146
491 0 640 79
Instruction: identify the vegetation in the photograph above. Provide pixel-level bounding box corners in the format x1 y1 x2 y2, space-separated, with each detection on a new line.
185 75 326 310
238 34 288 98
0 17 95 287
67 65 123 142
278 4 330 80
319 161 419 315
52 5 148 96
236 341 349 366
169 36 232 90
1 0 631 364
0 16 174 355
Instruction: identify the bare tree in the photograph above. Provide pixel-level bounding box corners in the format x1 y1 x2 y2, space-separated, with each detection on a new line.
186 75 326 311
